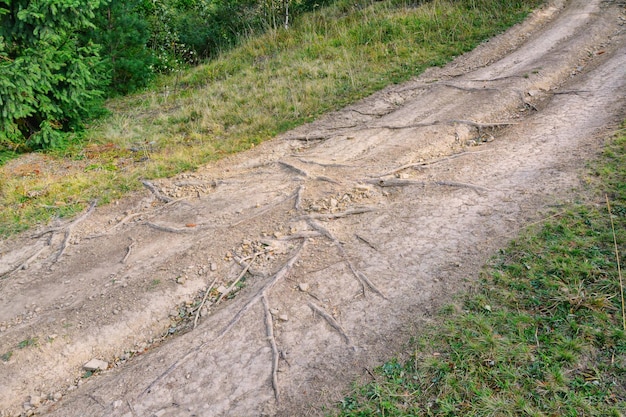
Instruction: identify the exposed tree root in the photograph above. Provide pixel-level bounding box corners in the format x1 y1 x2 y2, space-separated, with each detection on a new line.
365 178 490 194
295 158 354 169
144 222 200 234
52 200 98 264
121 238 135 264
140 241 307 398
215 253 259 304
306 218 386 299
307 301 351 346
295 185 304 211
262 295 280 403
141 180 173 203
230 189 300 228
193 275 220 329
278 161 309 177
304 207 376 221
0 244 46 278
218 241 306 338
374 150 492 177
372 119 517 131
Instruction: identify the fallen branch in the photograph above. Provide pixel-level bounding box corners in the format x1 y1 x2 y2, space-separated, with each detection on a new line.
308 301 351 345
262 295 280 403
141 180 173 203
193 275 220 329
607 195 626 331
52 200 98 264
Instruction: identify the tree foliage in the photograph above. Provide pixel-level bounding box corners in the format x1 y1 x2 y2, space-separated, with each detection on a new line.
0 0 335 149
0 0 107 149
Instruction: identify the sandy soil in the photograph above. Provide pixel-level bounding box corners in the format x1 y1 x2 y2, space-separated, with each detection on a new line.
1 0 625 415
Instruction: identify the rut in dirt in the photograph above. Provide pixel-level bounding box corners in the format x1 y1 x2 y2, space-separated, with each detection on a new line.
0 0 625 416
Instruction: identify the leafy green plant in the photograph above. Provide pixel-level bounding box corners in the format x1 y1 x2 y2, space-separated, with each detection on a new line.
18 337 38 349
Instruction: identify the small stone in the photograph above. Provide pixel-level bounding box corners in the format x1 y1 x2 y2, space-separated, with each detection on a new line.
176 276 185 285
298 283 309 292
53 392 62 401
270 309 280 315
329 198 338 208
210 263 217 271
113 400 123 409
83 358 108 372
28 395 41 407
278 315 289 322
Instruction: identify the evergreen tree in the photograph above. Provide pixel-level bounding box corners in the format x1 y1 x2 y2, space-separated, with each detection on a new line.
0 0 106 149
90 0 156 95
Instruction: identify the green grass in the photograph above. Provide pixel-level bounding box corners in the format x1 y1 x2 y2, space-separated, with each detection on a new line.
336 126 626 416
0 0 542 236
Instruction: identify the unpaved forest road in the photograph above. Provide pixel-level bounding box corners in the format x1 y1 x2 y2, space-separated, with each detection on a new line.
1 1 625 416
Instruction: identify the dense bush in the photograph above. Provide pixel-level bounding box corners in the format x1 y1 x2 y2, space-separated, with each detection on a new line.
0 0 337 149
0 0 107 149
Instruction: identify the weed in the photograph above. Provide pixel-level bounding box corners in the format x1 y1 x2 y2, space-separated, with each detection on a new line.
1 351 13 362
17 337 38 349
148 279 161 290
336 126 626 416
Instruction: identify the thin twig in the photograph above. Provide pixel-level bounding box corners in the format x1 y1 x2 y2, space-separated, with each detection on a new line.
193 275 220 329
607 195 626 331
216 253 259 304
308 302 351 345
262 295 280 403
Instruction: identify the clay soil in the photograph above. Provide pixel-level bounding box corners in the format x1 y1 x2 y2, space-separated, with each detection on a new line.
1 0 625 415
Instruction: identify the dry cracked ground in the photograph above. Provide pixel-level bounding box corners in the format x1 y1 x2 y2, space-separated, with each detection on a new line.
1 0 625 416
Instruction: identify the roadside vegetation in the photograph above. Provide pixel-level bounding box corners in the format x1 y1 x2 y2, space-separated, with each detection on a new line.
337 126 626 416
0 0 542 236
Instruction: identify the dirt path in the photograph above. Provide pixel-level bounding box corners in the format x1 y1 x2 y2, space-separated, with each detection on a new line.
1 1 625 416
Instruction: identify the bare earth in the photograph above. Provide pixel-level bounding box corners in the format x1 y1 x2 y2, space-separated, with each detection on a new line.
1 0 625 415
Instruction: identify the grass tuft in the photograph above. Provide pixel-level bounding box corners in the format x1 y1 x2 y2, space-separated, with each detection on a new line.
336 126 626 416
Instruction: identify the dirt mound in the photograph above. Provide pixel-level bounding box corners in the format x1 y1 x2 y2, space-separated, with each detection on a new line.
1 0 625 415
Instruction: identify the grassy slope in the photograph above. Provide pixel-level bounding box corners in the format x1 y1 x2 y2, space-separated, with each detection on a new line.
0 0 542 236
337 127 626 416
